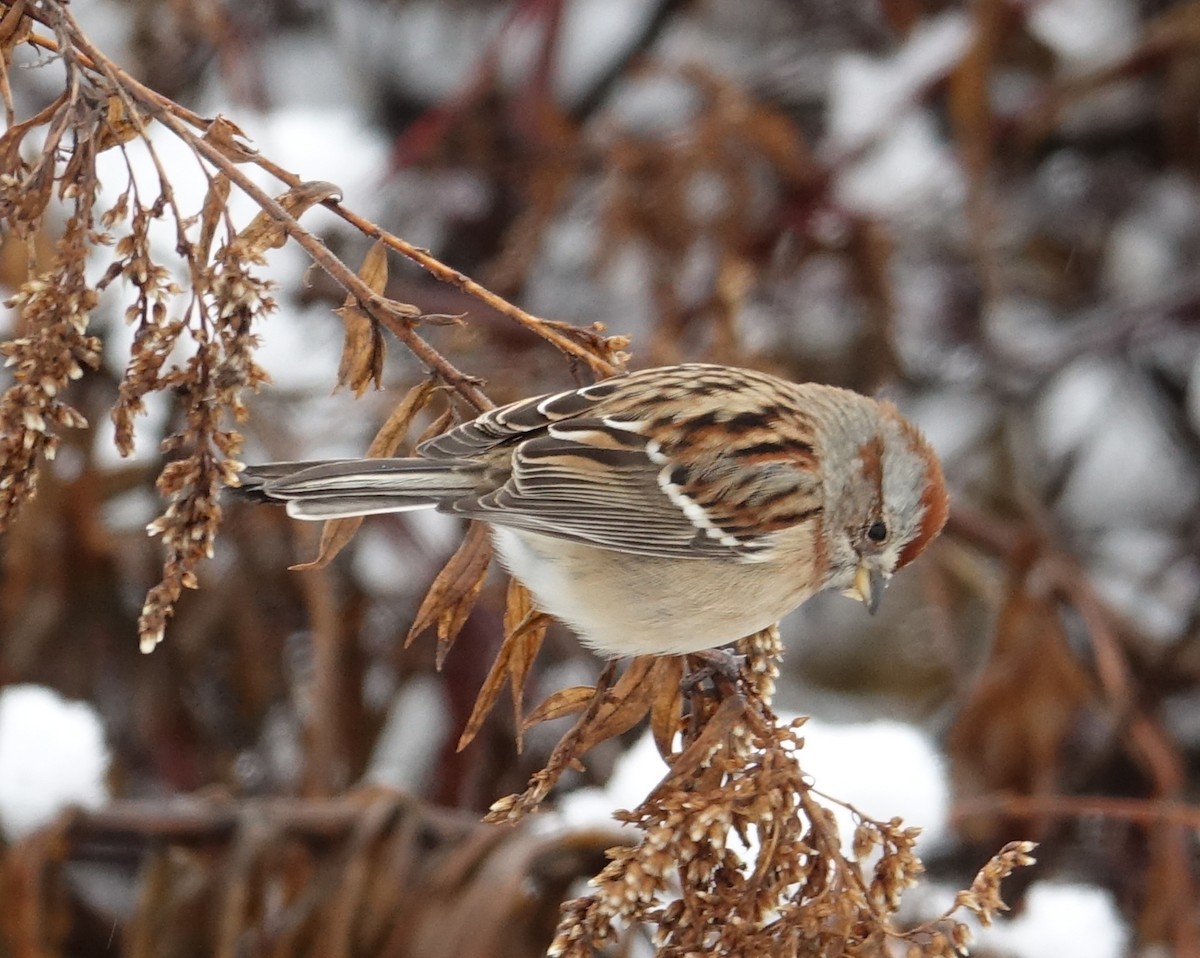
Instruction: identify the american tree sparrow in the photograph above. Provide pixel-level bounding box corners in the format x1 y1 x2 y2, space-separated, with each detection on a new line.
239 364 948 657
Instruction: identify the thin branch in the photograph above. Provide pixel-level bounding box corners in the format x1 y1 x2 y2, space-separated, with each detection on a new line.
66 793 480 847
35 6 622 391
953 793 1200 830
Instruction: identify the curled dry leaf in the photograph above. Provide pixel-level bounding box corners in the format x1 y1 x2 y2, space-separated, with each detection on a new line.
196 173 231 262
521 685 597 730
648 654 685 759
290 377 439 571
202 114 258 162
413 312 467 327
457 578 550 752
0 98 62 175
95 92 142 151
365 379 442 459
502 579 550 747
641 690 747 803
17 144 56 227
336 240 389 397
405 520 493 668
416 404 456 446
492 630 769 824
573 656 666 757
235 180 342 254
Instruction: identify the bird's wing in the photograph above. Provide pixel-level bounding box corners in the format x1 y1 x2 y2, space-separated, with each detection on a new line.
424 368 826 560
417 378 629 460
442 415 820 561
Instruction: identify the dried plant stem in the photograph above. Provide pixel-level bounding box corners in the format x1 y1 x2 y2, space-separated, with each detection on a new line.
953 792 1200 830
58 17 494 410
26 5 622 394
293 521 346 798
64 793 475 847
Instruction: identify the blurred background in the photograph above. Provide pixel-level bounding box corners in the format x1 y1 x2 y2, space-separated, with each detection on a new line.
1 0 1199 954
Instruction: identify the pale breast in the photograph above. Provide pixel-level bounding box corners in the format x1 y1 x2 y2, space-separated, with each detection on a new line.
490 526 820 657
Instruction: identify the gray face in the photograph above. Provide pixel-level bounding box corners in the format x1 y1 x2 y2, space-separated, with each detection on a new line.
816 405 938 596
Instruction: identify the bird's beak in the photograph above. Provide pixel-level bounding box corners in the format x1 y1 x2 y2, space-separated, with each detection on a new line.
842 563 884 615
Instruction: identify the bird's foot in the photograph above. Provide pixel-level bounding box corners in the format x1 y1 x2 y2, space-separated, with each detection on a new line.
681 648 746 695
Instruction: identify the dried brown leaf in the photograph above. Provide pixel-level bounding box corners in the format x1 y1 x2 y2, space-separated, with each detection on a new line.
405 521 492 664
485 662 620 823
96 93 142 151
416 405 455 446
457 644 516 753
288 519 362 574
648 656 685 759
646 692 746 802
201 113 258 162
197 173 230 261
488 657 671 814
457 579 550 752
236 180 341 254
19 155 54 225
0 95 57 157
365 378 439 459
414 312 466 327
522 685 596 730
334 305 383 397
290 378 439 571
503 579 549 745
335 241 389 396
573 656 660 756
947 546 1097 844
356 238 389 295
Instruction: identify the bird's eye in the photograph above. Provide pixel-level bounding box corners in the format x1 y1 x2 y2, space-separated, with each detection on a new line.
866 520 888 543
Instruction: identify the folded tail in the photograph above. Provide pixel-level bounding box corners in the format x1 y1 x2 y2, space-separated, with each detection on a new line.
235 458 482 521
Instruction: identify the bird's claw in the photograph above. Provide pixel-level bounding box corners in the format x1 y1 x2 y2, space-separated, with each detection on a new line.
681 648 747 694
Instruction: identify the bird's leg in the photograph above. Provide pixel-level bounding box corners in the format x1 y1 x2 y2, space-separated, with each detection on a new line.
681 647 747 695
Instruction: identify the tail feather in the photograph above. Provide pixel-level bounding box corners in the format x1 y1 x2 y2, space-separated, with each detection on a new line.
235 460 359 501
235 458 482 520
284 496 440 520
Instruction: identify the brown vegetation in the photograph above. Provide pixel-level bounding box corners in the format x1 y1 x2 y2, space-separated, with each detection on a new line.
2 0 1198 955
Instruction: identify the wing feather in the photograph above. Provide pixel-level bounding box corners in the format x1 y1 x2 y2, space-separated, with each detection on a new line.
422 367 825 560
442 420 776 559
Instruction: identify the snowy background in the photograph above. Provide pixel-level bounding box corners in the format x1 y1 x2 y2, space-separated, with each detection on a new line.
2 0 1199 954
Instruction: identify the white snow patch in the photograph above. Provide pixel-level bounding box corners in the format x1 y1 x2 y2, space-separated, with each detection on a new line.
252 306 345 392
789 716 950 849
1104 175 1200 302
1037 359 1199 529
556 0 663 105
333 1 501 102
984 296 1072 365
604 73 701 135
249 107 389 228
0 685 109 841
973 881 1129 958
825 12 970 222
835 111 965 222
363 676 450 793
826 12 972 152
903 391 997 464
1026 0 1136 70
351 511 462 595
1087 528 1198 642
